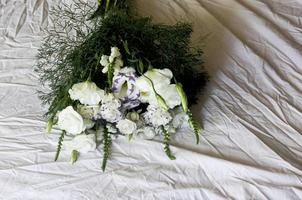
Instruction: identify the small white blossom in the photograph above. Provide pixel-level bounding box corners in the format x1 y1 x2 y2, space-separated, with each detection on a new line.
100 55 110 68
109 47 121 61
77 105 100 119
57 106 85 135
69 81 104 105
106 123 117 133
172 111 188 128
99 105 122 123
141 126 156 139
143 105 172 127
65 134 96 153
100 47 123 74
116 119 137 135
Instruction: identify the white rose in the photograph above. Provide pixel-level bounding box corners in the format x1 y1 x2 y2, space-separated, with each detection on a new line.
57 106 85 135
68 81 105 105
116 119 137 135
65 134 96 153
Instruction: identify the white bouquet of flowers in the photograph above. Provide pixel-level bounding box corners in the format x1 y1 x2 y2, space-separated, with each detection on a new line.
37 0 207 171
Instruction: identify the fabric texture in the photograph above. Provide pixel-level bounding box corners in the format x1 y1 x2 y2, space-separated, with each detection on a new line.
0 0 301 199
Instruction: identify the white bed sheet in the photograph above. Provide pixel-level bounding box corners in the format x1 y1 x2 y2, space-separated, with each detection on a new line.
0 0 302 199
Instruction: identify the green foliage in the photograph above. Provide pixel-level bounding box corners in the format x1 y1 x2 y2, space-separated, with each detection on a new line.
162 126 176 160
55 131 65 161
187 110 202 144
35 0 99 118
102 125 112 171
35 0 208 119
90 0 130 19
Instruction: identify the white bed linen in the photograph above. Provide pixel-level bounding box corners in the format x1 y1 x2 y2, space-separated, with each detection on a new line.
0 0 301 199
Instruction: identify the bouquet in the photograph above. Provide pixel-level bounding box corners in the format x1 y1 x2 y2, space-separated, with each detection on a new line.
35 0 208 171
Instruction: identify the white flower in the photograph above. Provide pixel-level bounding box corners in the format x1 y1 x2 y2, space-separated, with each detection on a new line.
101 93 121 108
141 126 156 139
101 47 123 74
94 93 122 122
99 105 122 123
135 68 180 109
65 134 96 153
112 67 140 108
83 118 95 129
57 106 85 135
69 81 105 105
109 47 121 62
143 105 172 127
116 119 137 135
100 55 110 68
77 105 100 119
172 111 188 128
106 123 117 133
160 84 181 109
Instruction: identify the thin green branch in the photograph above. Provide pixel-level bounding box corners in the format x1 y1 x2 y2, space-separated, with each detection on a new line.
102 125 112 171
55 130 65 161
187 110 202 144
161 126 176 160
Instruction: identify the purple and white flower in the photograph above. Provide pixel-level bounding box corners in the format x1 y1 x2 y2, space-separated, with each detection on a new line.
112 67 140 108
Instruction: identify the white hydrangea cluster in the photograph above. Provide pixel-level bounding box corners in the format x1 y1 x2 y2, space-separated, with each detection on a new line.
98 93 122 123
143 105 172 127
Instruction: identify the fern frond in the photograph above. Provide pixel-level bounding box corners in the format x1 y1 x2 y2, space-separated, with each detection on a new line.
55 130 65 161
102 125 112 171
187 110 202 144
161 126 176 160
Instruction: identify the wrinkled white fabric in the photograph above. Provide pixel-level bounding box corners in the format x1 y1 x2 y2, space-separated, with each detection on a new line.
0 0 301 199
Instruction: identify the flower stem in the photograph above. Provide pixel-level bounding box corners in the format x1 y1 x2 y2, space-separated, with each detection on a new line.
187 110 202 144
55 130 65 161
161 126 176 160
102 125 112 171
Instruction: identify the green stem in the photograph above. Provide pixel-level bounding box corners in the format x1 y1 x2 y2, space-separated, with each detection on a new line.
187 110 202 144
107 63 114 89
105 0 110 13
102 125 112 171
55 130 65 161
161 126 176 160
